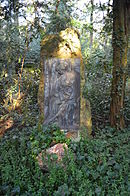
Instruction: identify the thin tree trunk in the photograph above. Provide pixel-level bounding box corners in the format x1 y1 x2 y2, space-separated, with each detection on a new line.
110 0 129 129
18 27 28 98
12 0 20 74
55 0 60 14
90 0 94 48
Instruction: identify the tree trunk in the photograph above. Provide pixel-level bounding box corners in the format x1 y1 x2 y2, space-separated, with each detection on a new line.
110 0 129 129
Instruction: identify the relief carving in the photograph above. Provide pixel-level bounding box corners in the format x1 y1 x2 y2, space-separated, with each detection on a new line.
44 58 80 129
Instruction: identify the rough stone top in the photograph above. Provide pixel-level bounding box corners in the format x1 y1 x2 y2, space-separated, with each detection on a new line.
41 28 81 58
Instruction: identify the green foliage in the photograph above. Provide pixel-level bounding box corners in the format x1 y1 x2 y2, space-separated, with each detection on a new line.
0 126 129 195
83 45 130 128
20 68 40 125
0 67 40 128
0 128 45 195
44 0 73 34
124 79 130 126
83 47 112 128
30 124 68 156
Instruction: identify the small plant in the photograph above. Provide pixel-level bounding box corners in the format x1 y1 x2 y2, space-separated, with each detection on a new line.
30 124 68 156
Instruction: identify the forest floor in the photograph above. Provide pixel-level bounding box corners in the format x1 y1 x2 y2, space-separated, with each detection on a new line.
0 121 129 195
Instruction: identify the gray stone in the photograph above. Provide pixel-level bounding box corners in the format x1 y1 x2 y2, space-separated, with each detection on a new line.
43 58 80 130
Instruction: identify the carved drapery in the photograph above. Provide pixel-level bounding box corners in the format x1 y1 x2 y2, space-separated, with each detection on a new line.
43 58 80 130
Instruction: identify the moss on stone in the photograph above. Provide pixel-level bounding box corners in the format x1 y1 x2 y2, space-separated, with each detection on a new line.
38 28 92 135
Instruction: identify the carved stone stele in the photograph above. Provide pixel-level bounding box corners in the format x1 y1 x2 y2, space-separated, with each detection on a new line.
38 28 92 135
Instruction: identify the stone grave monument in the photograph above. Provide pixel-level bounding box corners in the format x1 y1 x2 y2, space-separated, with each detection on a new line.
38 28 92 136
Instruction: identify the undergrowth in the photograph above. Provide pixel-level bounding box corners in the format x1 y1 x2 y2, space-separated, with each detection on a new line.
0 125 130 195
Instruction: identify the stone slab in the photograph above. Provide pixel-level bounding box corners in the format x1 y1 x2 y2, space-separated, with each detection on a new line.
43 58 80 130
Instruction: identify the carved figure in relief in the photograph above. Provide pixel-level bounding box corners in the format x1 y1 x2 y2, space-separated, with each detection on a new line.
44 59 80 129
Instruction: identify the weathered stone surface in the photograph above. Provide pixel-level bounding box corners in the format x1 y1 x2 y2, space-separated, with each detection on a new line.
43 58 80 129
38 28 92 135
